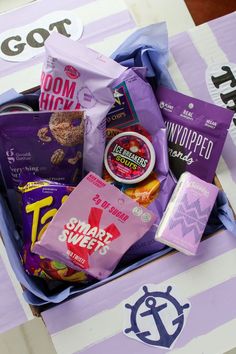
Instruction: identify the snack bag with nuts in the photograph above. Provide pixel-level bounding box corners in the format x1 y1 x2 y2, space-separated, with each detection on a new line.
19 173 88 282
0 110 84 190
40 32 126 176
102 69 178 263
156 86 234 182
33 172 157 280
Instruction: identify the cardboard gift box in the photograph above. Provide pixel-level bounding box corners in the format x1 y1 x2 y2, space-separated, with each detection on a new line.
0 0 196 311
0 4 236 353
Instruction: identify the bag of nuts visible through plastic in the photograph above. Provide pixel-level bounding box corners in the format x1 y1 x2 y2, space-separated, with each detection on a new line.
0 110 84 221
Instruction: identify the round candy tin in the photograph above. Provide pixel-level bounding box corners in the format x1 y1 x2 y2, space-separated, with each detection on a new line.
104 131 155 184
0 103 33 114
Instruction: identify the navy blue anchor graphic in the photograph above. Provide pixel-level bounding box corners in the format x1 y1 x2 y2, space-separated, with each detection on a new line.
124 285 190 348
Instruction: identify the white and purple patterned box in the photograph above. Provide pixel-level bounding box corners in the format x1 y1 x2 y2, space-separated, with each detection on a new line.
156 172 219 255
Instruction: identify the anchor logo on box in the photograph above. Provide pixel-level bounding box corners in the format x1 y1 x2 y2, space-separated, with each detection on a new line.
123 285 191 349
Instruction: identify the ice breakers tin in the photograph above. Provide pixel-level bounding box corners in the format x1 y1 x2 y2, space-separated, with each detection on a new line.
104 131 155 184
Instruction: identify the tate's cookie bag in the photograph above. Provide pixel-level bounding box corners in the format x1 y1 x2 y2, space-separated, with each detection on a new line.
19 174 87 282
33 172 156 280
156 87 233 182
40 32 126 175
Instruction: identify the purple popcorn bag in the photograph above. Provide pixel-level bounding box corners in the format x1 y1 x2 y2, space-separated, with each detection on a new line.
106 67 174 192
104 68 176 262
156 87 234 182
40 32 126 176
106 67 155 130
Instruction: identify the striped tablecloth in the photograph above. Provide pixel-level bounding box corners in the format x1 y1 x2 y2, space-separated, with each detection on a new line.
0 0 194 93
0 238 33 334
42 230 236 354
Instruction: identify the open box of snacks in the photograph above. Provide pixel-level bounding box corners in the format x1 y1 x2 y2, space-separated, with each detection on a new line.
0 23 235 309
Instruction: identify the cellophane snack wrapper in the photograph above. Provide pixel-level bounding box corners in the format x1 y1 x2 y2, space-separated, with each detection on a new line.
19 174 88 282
39 32 126 176
104 68 176 262
33 172 157 280
156 86 234 182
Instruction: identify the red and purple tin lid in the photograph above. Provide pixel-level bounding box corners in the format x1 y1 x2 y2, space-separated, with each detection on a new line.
104 132 156 184
0 103 33 114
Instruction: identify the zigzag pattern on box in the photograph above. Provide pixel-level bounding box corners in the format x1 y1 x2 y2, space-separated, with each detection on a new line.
178 204 209 224
169 195 211 242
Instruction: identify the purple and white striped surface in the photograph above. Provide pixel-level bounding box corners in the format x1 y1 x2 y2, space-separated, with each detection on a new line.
0 0 136 93
0 238 33 334
42 230 236 354
168 12 236 214
0 0 194 93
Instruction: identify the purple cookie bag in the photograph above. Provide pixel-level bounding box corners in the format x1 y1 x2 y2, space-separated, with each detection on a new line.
0 110 84 222
0 111 84 189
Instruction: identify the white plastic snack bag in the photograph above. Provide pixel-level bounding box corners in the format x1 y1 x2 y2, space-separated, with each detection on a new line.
39 32 126 175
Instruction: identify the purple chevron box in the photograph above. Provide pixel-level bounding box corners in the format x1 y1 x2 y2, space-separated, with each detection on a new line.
156 172 218 255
